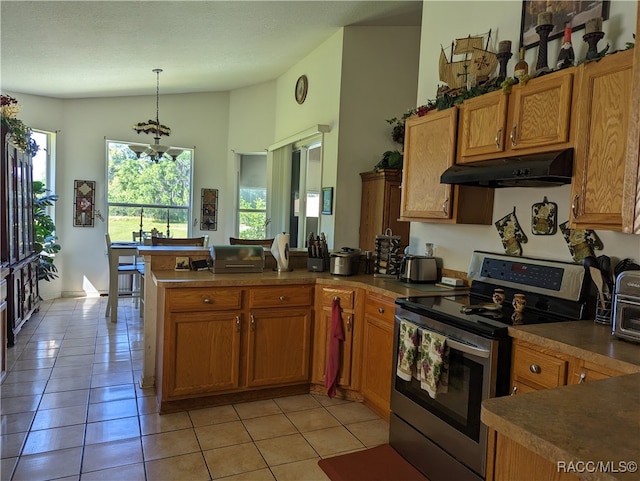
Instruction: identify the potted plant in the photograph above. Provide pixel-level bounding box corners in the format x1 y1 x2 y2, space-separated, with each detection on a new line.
33 181 61 282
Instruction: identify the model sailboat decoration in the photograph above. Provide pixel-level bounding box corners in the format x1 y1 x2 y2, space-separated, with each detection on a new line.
439 30 498 92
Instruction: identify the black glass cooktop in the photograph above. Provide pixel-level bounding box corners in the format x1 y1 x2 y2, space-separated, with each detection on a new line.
395 281 588 339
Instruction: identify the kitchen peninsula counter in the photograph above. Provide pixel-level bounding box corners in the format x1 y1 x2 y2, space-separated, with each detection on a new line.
508 321 640 375
151 269 465 298
137 246 467 390
482 372 640 481
482 322 640 481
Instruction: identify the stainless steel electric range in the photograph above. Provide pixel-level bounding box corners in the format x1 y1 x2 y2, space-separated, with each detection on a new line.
390 251 591 481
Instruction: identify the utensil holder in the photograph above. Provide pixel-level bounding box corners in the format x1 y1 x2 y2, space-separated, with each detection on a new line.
594 292 613 325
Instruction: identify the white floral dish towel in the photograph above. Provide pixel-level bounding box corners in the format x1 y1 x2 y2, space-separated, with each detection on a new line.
396 319 418 381
418 328 450 399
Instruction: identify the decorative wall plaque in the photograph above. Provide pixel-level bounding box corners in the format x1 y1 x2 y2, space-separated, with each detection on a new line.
73 180 96 227
200 188 218 231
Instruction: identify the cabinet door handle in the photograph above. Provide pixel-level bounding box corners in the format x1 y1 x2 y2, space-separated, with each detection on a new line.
203 298 212 304
442 198 449 216
577 372 586 384
529 364 541 374
250 314 256 331
510 124 517 147
279 295 286 301
495 128 502 149
572 195 579 219
235 316 241 332
346 315 352 332
511 385 518 396
378 307 385 314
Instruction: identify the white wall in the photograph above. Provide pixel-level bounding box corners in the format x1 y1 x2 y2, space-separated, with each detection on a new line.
273 29 345 247
12 91 231 297
336 26 421 249
411 0 640 271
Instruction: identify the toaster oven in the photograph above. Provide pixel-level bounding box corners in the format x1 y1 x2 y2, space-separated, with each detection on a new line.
612 270 640 343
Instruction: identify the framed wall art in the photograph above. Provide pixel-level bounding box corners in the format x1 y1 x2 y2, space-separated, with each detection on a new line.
321 187 333 215
73 180 96 227
200 188 218 230
520 0 609 50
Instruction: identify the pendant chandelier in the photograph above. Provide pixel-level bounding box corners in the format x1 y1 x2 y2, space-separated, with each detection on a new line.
130 68 183 162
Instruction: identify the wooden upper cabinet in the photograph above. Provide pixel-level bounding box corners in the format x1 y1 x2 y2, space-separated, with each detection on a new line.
570 49 634 231
508 70 573 151
458 90 508 160
622 3 640 233
400 109 457 220
458 68 574 164
400 107 494 224
359 169 409 252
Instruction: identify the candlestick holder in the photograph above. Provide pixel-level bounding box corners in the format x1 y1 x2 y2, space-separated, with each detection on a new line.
583 31 605 61
535 23 554 76
496 51 512 80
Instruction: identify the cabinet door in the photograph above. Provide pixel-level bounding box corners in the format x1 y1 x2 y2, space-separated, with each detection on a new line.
570 49 633 230
458 90 508 161
400 109 457 220
359 173 385 252
508 69 573 152
361 293 395 419
492 432 580 481
568 358 625 385
164 311 241 398
313 306 355 388
246 308 312 387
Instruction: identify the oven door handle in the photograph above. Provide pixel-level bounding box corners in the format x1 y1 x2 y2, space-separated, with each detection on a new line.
446 338 491 359
396 316 490 359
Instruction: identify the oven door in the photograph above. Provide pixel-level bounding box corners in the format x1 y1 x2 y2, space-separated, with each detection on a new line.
390 308 499 477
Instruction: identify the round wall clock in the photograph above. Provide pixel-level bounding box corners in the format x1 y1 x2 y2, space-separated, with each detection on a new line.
295 75 308 104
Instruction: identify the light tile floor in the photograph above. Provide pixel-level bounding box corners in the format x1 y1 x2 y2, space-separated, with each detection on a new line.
1 297 389 481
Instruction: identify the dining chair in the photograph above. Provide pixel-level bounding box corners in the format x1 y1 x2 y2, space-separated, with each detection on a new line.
151 236 208 246
229 237 274 248
105 233 142 321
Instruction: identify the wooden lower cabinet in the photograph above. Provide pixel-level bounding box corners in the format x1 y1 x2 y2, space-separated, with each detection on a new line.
157 285 313 410
360 291 395 420
487 430 580 481
166 310 241 397
311 286 361 395
247 307 311 387
489 338 627 480
510 338 625 394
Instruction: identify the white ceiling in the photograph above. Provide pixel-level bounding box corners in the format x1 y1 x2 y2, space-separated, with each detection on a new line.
1 0 422 99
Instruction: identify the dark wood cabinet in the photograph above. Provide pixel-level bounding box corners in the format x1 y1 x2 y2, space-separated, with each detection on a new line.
1 125 40 346
359 169 409 252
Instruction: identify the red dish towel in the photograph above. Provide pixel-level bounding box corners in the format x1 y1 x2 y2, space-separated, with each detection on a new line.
325 298 345 398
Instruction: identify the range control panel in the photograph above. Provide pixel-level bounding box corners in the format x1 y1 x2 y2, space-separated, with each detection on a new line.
481 258 564 291
468 251 586 302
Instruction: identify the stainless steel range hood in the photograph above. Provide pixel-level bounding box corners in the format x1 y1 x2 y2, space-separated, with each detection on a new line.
440 149 573 187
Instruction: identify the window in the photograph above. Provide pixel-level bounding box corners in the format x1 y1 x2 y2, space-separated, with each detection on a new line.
106 140 193 242
238 154 268 239
31 130 52 185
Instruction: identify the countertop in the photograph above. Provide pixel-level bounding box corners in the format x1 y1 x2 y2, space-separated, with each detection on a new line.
482 373 640 481
151 270 468 299
509 321 640 374
483 323 640 481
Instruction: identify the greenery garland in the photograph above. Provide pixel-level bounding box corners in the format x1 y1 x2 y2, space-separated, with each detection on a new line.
1 95 39 156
